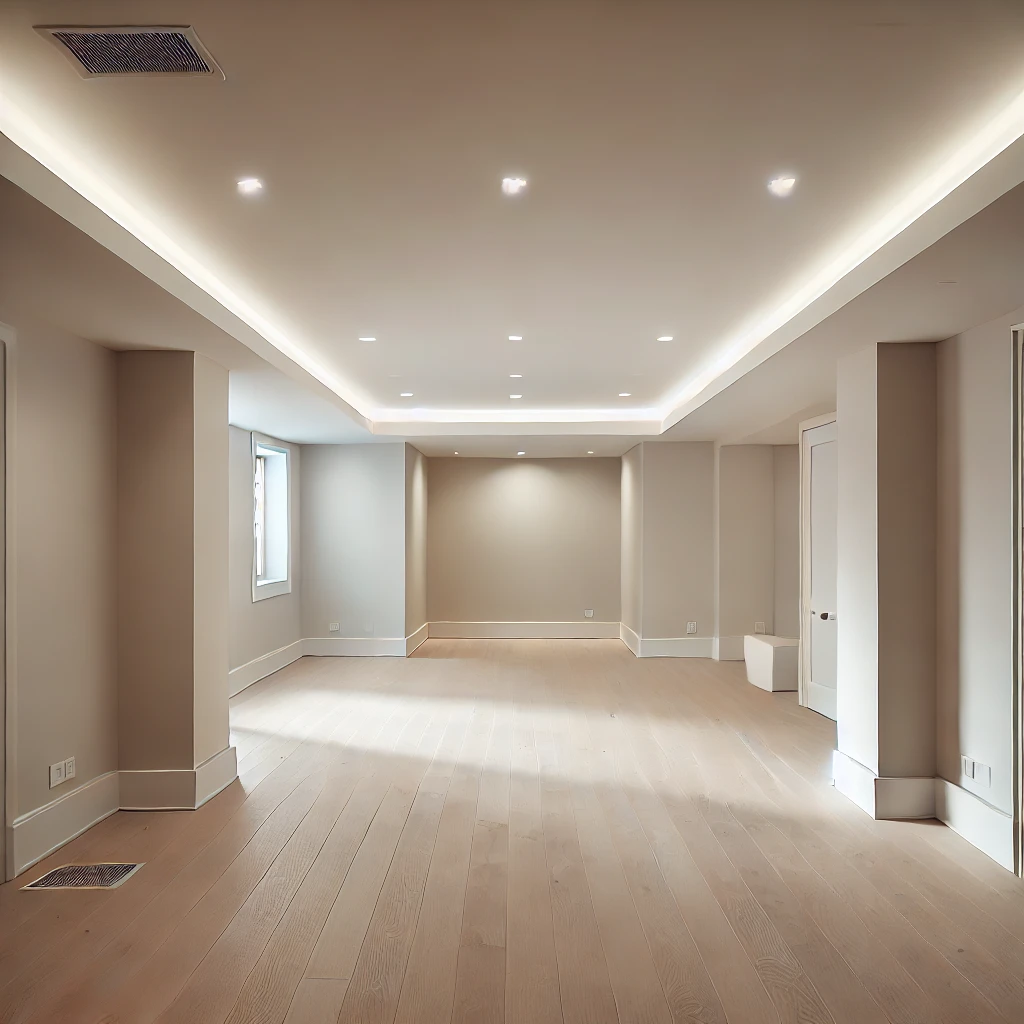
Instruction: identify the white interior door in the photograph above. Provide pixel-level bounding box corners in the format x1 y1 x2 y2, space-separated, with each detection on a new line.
802 421 838 720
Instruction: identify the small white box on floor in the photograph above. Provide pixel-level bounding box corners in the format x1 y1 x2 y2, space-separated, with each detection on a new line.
744 635 799 692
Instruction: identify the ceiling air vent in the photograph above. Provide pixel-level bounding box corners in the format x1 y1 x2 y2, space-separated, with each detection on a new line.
36 25 224 79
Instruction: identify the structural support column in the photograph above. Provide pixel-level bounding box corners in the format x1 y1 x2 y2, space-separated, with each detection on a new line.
117 350 236 809
833 342 937 818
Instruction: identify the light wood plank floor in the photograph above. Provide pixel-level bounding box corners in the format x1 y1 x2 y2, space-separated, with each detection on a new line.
3 639 1024 1024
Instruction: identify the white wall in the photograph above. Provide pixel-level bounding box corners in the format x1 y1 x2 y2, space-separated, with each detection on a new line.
301 443 407 640
427 457 620 624
773 445 800 638
5 313 118 819
229 426 302 671
621 445 643 634
405 445 428 635
716 445 776 640
937 306 1022 816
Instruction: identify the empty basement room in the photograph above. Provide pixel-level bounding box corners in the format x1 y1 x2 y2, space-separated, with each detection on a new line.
5 5 1024 1024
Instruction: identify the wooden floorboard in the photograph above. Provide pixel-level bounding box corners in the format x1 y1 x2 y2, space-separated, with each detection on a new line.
2 639 1024 1024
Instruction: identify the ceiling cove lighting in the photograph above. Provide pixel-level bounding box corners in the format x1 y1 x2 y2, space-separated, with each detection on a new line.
768 175 797 197
508 335 523 341
501 177 527 195
13 86 1024 431
358 336 376 342
236 177 263 194
657 336 673 342
509 374 523 378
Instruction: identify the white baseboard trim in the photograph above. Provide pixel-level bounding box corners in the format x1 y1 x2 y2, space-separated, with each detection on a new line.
8 770 120 878
196 746 239 807
935 778 1015 872
406 622 429 655
832 750 935 819
229 640 305 697
304 636 407 657
640 636 715 658
713 635 745 661
428 621 620 639
620 622 641 656
121 745 238 810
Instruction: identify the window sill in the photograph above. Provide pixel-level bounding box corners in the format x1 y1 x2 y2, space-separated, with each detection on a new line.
253 577 292 603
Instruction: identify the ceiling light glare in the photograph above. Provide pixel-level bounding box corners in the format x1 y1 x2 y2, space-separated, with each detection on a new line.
509 373 523 378
454 451 459 455
508 335 523 341
768 176 796 197
510 394 523 399
657 335 673 342
517 451 526 456
502 177 527 195
237 177 263 194
618 392 631 397
587 450 595 454
400 392 414 397
358 336 376 342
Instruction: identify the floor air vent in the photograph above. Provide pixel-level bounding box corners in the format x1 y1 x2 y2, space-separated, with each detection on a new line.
22 863 143 890
37 26 223 79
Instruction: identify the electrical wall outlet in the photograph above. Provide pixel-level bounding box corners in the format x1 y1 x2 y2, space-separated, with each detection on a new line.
584 609 594 618
49 761 66 789
962 755 991 787
686 621 697 635
754 621 766 634
329 622 340 632
64 756 76 781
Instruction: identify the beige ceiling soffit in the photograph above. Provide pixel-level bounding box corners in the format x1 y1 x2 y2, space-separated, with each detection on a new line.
0 125 372 434
370 417 660 438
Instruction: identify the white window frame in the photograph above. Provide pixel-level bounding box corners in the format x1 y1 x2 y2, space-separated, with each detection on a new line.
251 434 291 602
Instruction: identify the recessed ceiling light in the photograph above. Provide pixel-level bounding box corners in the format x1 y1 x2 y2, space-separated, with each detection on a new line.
508 335 523 341
517 451 526 456
502 177 527 196
657 336 673 342
768 176 797 197
509 373 523 378
587 451 595 455
400 392 414 398
619 392 631 397
510 394 523 399
358 336 376 342
237 177 263 195
454 451 459 455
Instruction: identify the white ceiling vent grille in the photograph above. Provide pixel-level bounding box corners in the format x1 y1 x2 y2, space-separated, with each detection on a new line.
36 26 224 79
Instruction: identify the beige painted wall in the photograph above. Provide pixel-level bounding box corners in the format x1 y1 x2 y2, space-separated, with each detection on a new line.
428 457 620 623
191 355 230 767
404 445 428 634
7 313 119 817
716 445 776 638
117 351 196 773
620 445 643 633
937 306 1021 815
641 442 715 639
229 426 302 670
301 443 407 638
773 445 800 638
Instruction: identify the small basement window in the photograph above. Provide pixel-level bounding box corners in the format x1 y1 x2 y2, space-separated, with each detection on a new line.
253 440 290 601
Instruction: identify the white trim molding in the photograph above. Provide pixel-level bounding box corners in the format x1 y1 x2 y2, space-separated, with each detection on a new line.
712 636 745 661
304 636 408 657
406 623 429 655
121 746 238 811
935 778 1016 872
620 623 641 656
639 637 715 658
832 750 935 819
428 621 620 640
8 770 120 877
228 640 305 697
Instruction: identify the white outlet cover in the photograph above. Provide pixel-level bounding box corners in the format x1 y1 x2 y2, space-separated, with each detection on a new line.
49 761 65 788
64 756 76 780
754 621 766 634
584 609 594 618
686 621 697 634
329 622 340 632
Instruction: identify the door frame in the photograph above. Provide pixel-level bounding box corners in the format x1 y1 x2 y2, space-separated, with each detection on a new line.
0 323 10 879
1012 326 1023 876
798 412 838 712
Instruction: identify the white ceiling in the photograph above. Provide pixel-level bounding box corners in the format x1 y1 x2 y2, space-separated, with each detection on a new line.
4 0 1024 439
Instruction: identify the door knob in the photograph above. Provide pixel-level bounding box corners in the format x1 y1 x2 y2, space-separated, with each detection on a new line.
820 611 829 620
